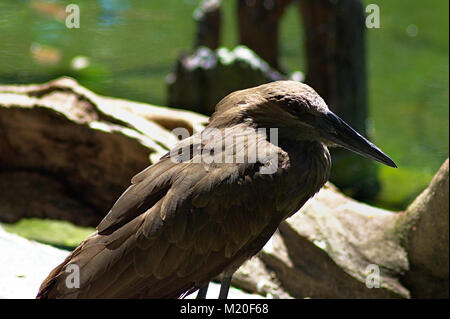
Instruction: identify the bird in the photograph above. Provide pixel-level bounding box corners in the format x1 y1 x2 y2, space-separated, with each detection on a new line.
37 80 396 299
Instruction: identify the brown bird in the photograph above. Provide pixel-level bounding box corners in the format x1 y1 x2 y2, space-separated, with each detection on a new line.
37 81 396 299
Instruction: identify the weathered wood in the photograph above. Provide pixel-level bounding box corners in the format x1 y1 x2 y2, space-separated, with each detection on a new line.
167 46 284 115
298 0 379 201
237 0 293 71
299 0 366 133
194 0 222 50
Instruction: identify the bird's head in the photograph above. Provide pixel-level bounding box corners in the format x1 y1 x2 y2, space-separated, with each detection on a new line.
209 80 396 168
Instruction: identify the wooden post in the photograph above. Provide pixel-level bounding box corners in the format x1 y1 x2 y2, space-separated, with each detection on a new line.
194 0 222 50
237 0 293 71
299 0 379 200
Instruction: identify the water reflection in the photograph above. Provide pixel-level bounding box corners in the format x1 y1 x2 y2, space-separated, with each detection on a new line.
98 0 130 27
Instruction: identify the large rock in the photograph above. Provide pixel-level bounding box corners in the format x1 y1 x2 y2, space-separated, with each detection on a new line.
398 159 449 298
0 77 208 225
260 183 409 298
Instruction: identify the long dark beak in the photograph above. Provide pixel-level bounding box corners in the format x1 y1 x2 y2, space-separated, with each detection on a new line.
320 111 397 168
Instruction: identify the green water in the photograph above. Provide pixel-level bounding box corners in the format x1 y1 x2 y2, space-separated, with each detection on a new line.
0 0 448 210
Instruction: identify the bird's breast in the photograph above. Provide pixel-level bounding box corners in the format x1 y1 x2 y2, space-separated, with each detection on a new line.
273 140 331 217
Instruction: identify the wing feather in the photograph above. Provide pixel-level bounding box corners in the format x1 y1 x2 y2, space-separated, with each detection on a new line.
38 125 302 299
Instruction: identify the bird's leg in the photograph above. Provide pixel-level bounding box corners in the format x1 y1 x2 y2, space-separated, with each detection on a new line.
196 282 209 299
218 275 232 299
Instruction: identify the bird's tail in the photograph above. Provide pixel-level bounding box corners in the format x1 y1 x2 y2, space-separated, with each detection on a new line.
36 245 82 299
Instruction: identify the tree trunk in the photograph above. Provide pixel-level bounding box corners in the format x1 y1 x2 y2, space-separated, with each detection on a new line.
298 0 378 201
237 0 293 71
194 0 222 50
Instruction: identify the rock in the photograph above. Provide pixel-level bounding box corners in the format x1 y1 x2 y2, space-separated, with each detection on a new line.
0 172 97 226
398 159 449 298
227 254 293 299
260 183 409 298
0 77 208 225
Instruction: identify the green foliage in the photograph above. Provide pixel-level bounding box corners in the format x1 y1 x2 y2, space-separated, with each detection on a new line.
363 0 449 208
1 218 95 250
376 165 433 210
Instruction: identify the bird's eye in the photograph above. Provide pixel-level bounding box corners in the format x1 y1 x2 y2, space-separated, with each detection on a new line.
291 108 315 125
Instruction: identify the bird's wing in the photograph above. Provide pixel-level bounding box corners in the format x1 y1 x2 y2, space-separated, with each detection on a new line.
37 127 293 299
